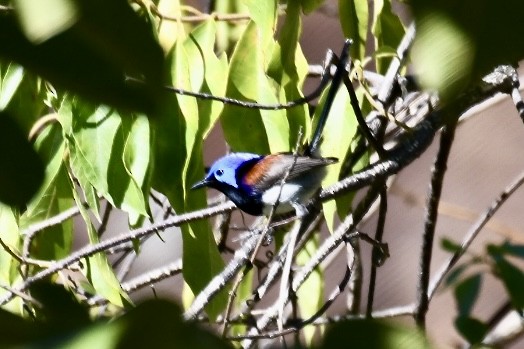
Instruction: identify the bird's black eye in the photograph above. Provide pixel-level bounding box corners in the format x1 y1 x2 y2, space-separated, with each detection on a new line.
215 169 224 177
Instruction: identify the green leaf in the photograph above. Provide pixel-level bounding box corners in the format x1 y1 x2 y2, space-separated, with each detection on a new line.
312 86 359 232
60 98 149 222
0 112 44 208
488 247 524 309
56 321 125 349
0 298 233 349
243 0 277 54
321 319 431 349
14 0 79 44
221 21 289 154
496 241 524 259
0 1 163 113
411 0 524 101
296 236 323 345
411 12 473 102
267 0 309 149
68 170 131 308
3 72 48 133
441 237 462 253
454 316 488 345
372 0 404 74
122 114 152 226
454 273 481 316
214 0 249 53
21 122 74 260
339 0 369 61
0 61 24 110
113 299 233 349
151 31 227 319
0 202 22 308
186 21 229 139
445 264 469 288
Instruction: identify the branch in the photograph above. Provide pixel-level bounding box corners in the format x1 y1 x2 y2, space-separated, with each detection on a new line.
240 184 382 348
0 201 235 305
428 170 524 300
126 55 334 111
415 117 458 329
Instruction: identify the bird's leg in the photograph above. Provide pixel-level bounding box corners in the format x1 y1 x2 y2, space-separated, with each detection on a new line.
292 202 309 219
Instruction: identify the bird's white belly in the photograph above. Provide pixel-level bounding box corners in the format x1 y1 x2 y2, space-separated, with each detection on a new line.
261 183 316 214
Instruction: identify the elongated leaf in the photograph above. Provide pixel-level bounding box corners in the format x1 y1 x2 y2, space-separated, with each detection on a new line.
185 21 228 139
60 98 149 222
122 115 151 226
0 203 22 311
221 21 288 154
489 250 524 309
68 171 131 308
267 0 309 148
157 0 185 51
497 241 524 259
214 0 249 53
312 86 359 232
151 31 227 318
339 0 369 61
244 0 277 56
454 274 481 316
297 236 323 345
21 123 74 260
0 62 24 110
0 1 163 113
372 0 404 74
455 316 488 345
3 72 47 133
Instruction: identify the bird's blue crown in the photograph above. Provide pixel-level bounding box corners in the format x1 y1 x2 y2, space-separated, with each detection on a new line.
205 152 262 189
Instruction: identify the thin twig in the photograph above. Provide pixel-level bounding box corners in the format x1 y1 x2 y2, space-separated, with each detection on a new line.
0 283 41 307
22 203 85 258
415 117 458 329
428 170 524 300
346 234 362 314
307 39 351 155
240 185 382 348
377 23 416 106
235 212 322 319
367 186 388 316
0 201 236 306
97 201 113 237
151 6 251 23
221 130 304 337
126 60 333 111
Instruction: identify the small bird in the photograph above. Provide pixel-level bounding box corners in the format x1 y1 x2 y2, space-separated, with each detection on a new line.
192 152 337 216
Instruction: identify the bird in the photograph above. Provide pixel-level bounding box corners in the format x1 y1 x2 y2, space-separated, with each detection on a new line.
192 152 337 216
192 41 351 217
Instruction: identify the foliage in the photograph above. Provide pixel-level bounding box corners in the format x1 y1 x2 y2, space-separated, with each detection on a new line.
0 0 523 348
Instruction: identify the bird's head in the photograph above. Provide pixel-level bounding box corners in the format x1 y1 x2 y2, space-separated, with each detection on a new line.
191 152 262 191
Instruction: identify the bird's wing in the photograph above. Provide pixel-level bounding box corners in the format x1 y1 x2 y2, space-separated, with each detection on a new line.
244 154 337 191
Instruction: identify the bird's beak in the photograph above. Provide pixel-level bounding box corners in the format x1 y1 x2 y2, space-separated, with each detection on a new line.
191 178 211 190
